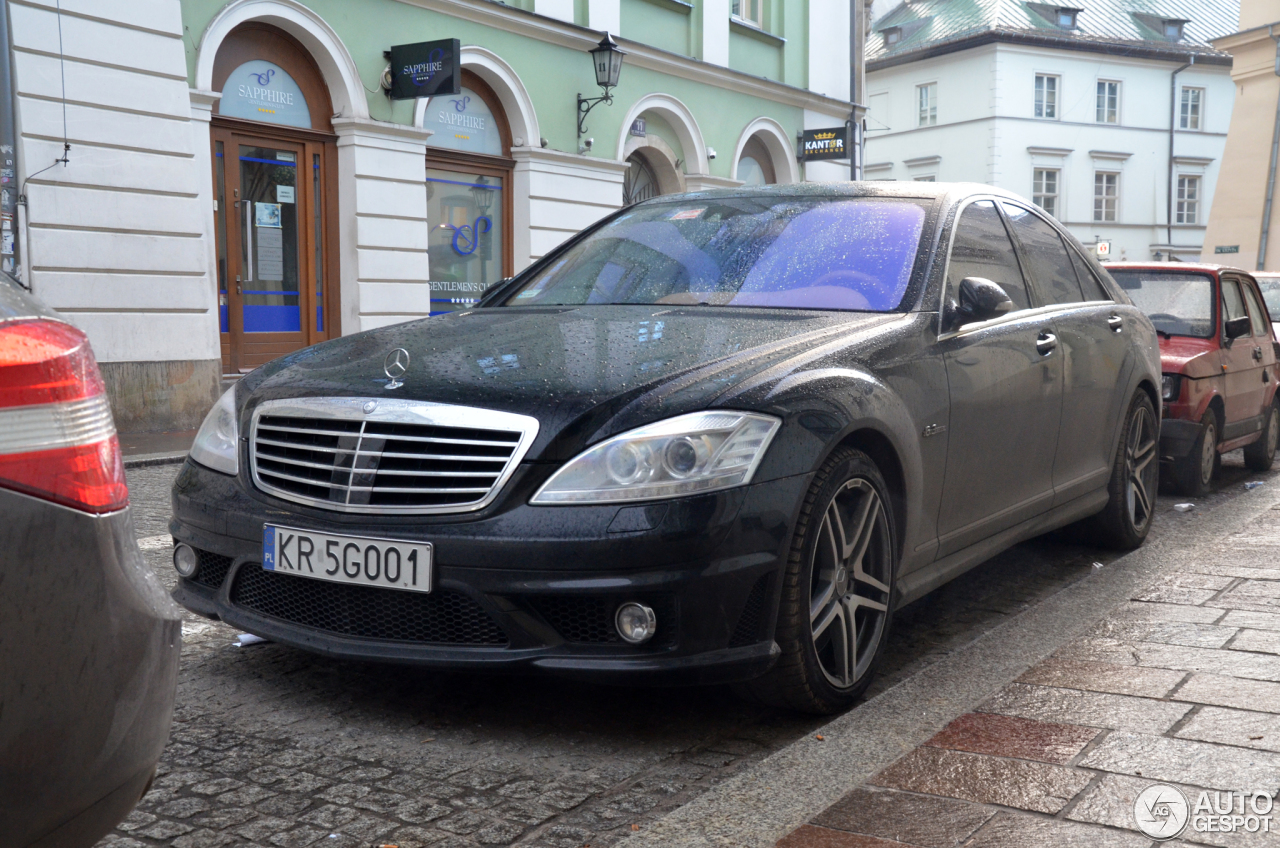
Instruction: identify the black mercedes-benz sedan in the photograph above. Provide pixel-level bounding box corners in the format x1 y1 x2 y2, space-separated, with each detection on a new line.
171 183 1159 714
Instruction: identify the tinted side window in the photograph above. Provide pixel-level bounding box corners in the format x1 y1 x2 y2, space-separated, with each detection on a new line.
947 200 1031 311
1243 281 1270 337
1068 250 1111 301
1002 203 1084 305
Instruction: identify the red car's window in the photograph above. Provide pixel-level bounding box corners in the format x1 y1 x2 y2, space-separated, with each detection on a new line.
1243 282 1270 337
1111 270 1214 338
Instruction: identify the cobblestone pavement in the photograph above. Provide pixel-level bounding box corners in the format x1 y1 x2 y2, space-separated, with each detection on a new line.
101 455 1277 848
779 463 1280 848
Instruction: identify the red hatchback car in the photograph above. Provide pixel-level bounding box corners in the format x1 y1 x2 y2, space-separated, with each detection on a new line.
1107 263 1280 494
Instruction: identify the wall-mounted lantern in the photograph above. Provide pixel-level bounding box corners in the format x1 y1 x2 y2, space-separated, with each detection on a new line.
577 33 626 148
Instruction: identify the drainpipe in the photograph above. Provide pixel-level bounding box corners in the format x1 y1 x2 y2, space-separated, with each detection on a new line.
1168 57 1193 252
0 1 20 285
849 0 866 180
1258 27 1280 271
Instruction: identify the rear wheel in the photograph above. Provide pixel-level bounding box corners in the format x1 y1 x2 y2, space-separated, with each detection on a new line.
1244 402 1279 472
1172 410 1219 497
744 447 896 715
1091 392 1158 550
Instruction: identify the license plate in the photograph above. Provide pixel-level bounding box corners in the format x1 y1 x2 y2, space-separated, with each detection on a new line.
262 524 433 593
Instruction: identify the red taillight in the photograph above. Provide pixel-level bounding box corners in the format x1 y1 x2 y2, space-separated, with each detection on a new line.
0 319 128 513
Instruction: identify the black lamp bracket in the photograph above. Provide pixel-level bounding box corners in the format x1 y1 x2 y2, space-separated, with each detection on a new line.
577 89 614 140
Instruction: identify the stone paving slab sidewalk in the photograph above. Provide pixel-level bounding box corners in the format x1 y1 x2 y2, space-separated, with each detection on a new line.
774 506 1280 848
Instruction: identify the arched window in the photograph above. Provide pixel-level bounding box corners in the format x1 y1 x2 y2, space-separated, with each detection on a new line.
424 71 514 315
623 153 661 205
738 135 778 186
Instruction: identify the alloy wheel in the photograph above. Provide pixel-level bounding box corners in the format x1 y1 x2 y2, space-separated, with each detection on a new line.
809 478 892 689
1125 403 1158 530
1268 409 1279 457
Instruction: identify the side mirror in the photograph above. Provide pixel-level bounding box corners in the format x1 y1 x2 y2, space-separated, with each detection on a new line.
1225 315 1252 341
947 277 1014 330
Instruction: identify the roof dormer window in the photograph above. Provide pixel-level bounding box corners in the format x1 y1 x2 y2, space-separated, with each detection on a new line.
1056 8 1079 29
1164 19 1186 40
884 27 902 46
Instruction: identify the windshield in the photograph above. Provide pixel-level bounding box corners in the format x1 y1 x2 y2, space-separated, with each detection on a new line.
502 197 928 311
1258 278 1280 320
1110 270 1215 338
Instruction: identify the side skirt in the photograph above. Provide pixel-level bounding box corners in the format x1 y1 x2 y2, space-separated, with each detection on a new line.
896 489 1110 607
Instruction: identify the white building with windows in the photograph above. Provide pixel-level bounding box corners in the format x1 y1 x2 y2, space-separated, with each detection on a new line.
862 0 1237 261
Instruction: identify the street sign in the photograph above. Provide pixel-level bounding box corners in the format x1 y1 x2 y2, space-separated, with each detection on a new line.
1215 245 1240 254
387 39 461 100
800 126 849 162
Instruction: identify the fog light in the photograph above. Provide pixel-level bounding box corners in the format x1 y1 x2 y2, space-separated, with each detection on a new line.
615 602 656 644
173 543 198 578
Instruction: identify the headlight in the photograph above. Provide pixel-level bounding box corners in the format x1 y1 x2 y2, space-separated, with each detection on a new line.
530 411 781 504
1161 373 1182 402
189 386 239 475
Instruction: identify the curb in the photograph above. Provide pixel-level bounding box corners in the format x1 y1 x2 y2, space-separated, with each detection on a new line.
622 488 1280 848
123 452 188 470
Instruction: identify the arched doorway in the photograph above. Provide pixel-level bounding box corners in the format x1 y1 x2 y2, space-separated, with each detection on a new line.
623 153 661 205
737 136 777 186
421 71 514 315
210 24 340 372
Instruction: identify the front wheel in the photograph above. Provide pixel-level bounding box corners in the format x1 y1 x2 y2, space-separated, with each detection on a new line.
1244 402 1279 472
1090 392 1159 550
1172 410 1219 497
744 447 896 715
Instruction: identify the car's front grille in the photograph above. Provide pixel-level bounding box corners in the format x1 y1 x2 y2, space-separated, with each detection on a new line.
249 398 538 514
532 595 677 646
231 567 509 645
190 548 233 590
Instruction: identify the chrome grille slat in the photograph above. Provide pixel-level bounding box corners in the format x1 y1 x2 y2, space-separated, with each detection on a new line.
250 398 540 515
259 423 517 448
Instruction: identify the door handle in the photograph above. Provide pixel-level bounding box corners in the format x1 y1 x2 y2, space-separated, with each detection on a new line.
235 274 242 296
1254 346 1264 362
1107 314 1124 332
1036 331 1058 355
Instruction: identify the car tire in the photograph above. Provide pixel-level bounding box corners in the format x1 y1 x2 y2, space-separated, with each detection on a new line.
1089 392 1160 550
1244 401 1279 472
1172 410 1220 497
743 447 897 715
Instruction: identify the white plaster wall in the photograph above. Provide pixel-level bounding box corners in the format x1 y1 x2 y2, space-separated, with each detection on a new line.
11 0 218 363
332 118 434 332
808 0 851 101
588 0 621 34
703 0 730 66
517 148 627 265
534 0 575 24
865 43 1232 259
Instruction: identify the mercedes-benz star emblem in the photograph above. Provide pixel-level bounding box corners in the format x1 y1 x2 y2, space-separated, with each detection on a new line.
362 400 379 414
383 348 410 390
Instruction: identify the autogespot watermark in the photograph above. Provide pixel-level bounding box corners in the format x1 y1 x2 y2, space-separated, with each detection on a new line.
1134 784 1275 840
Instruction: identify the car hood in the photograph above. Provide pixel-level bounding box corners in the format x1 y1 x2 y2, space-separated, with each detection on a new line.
242 305 902 459
1159 335 1219 379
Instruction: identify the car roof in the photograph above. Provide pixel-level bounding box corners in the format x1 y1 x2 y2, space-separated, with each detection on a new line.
649 180 1032 206
1103 261 1243 276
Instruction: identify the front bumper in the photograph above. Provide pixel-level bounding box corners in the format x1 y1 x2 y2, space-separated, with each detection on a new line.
170 459 808 684
1159 416 1202 459
0 490 181 847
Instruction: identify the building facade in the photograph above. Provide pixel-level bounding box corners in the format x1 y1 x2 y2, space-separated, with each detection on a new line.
5 0 853 431
1201 0 1280 268
862 0 1236 261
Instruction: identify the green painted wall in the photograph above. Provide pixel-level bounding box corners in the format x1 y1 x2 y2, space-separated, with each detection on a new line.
180 0 815 179
619 0 692 57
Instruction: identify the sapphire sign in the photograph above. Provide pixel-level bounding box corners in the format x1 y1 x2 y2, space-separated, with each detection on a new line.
388 39 461 100
801 126 849 162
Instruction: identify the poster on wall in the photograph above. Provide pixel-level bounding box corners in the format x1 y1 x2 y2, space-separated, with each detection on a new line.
388 39 461 100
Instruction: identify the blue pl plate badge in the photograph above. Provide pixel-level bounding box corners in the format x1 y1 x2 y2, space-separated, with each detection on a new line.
262 525 276 570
